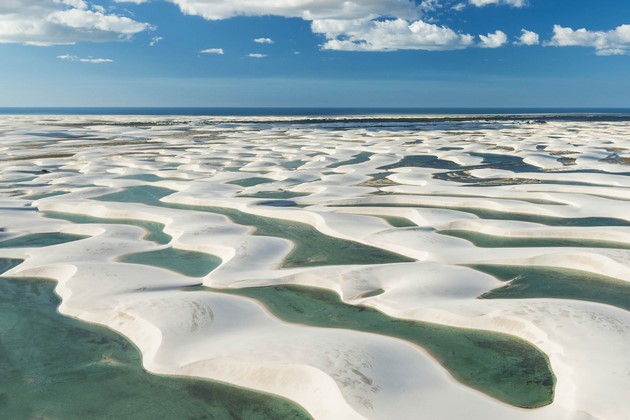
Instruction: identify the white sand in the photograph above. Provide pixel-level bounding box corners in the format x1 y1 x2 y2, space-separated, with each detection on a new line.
1 115 629 419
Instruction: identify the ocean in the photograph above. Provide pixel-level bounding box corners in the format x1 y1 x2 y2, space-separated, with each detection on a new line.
0 107 629 117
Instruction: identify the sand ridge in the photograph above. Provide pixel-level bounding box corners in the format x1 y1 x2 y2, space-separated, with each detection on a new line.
1 115 629 419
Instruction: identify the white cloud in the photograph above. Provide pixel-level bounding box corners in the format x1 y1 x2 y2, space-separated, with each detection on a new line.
150 36 163 46
166 0 481 52
315 18 475 51
469 0 527 7
0 0 150 45
418 0 441 13
479 30 507 48
545 24 630 55
167 0 420 21
57 53 113 63
248 53 267 58
114 0 150 3
47 9 148 34
515 29 539 46
160 1 510 52
54 0 88 10
452 3 467 11
201 48 224 54
254 37 274 44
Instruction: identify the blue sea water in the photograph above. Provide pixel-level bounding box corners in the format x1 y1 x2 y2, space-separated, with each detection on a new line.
0 107 629 118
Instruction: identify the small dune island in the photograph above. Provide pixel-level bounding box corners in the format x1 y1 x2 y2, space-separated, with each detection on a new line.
1 114 629 419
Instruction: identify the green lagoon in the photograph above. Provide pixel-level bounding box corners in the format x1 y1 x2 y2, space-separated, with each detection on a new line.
0 273 310 419
228 177 275 187
44 212 172 245
333 202 630 227
0 232 87 249
95 185 414 268
120 247 221 277
204 284 555 409
472 264 630 311
440 230 630 250
328 151 373 168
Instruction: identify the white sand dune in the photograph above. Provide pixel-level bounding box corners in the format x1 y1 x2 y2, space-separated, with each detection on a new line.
1 115 629 419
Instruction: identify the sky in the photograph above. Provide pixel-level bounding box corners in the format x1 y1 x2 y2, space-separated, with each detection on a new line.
0 0 629 108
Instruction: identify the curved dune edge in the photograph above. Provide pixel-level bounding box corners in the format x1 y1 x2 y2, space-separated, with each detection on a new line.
1 115 630 419
3 211 629 420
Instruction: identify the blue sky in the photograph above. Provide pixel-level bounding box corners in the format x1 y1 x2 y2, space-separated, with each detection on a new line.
1 0 629 107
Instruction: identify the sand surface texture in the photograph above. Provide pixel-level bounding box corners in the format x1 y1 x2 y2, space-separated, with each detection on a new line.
1 115 629 419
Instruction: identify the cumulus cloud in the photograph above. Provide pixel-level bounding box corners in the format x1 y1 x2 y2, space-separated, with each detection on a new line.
418 0 442 13
479 30 507 48
165 0 487 52
54 0 88 9
57 53 113 63
469 0 527 7
114 0 150 3
314 18 474 51
201 48 224 54
248 53 267 58
0 0 150 45
254 37 274 44
167 0 420 21
47 9 148 33
545 24 630 55
515 29 539 46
